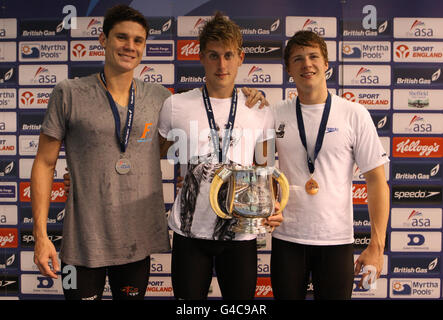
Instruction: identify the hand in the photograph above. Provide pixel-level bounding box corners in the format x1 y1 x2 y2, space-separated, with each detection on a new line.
34 236 60 279
63 168 70 195
176 175 184 192
241 87 269 109
354 243 384 287
263 201 283 232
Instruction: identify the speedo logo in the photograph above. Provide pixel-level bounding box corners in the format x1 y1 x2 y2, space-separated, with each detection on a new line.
392 185 442 204
394 191 440 199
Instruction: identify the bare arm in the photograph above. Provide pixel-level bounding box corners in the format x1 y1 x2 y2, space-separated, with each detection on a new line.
354 164 390 278
31 133 62 279
158 132 173 158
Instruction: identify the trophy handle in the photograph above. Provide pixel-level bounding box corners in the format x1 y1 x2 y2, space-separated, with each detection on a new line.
209 167 233 219
272 168 290 213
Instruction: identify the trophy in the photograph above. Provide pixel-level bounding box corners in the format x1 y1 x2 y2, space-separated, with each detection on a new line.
209 165 289 234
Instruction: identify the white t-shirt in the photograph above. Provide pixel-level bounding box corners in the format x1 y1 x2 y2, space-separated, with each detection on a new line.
272 94 389 245
158 88 275 241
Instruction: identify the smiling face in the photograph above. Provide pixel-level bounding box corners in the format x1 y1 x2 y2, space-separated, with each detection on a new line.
199 40 244 98
99 20 146 75
286 44 329 99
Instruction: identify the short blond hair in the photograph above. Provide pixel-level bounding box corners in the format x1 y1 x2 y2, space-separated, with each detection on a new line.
198 12 243 53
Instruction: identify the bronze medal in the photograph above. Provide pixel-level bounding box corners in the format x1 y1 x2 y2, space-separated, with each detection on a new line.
305 178 319 195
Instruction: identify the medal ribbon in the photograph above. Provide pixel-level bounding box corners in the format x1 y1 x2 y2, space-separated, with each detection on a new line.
202 85 238 163
295 92 331 175
100 71 135 153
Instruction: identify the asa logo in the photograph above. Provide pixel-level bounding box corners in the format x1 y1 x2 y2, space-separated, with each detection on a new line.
353 67 380 85
302 19 326 36
407 210 431 228
32 67 56 84
407 115 431 133
139 66 163 83
248 65 271 83
409 20 434 38
86 18 103 36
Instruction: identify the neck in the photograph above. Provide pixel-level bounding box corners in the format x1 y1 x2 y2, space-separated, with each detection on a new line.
102 66 134 96
205 83 235 99
297 86 328 105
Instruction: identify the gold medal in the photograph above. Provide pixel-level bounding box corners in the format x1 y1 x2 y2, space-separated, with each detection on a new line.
305 177 319 195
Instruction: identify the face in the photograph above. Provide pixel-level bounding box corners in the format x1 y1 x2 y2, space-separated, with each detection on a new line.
199 40 244 94
286 44 329 94
99 20 146 74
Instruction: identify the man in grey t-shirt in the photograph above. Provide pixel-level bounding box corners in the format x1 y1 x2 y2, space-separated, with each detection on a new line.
31 5 171 300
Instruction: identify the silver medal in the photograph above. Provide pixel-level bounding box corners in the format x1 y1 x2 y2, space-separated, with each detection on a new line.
115 158 131 175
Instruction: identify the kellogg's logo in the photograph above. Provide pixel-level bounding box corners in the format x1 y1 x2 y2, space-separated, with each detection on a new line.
0 228 18 248
255 277 273 298
20 182 66 202
177 40 200 60
393 137 443 158
353 184 368 204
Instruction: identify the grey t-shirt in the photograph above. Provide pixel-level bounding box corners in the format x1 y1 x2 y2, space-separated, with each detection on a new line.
41 74 171 268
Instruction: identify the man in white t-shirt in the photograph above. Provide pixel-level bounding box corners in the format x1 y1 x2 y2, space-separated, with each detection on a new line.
158 12 282 299
270 30 390 299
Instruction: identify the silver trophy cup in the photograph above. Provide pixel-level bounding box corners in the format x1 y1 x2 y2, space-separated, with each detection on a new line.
209 165 289 234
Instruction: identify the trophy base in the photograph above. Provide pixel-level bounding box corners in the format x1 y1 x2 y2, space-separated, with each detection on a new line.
233 217 268 235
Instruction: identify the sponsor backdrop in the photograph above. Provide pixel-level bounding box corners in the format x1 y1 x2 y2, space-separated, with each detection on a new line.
0 0 442 300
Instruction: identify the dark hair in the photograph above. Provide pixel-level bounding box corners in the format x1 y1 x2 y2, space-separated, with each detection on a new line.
198 11 243 53
103 4 149 38
284 30 328 68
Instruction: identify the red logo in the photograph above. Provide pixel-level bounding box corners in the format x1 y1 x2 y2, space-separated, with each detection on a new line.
72 43 87 57
393 137 443 158
342 91 356 102
20 91 35 105
20 182 67 202
177 40 200 60
396 44 410 59
255 277 273 298
121 286 139 296
352 184 368 205
0 228 18 248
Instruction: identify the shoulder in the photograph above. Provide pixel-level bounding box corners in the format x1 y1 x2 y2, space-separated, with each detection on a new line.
167 87 201 105
331 94 367 114
136 80 171 99
270 97 294 118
